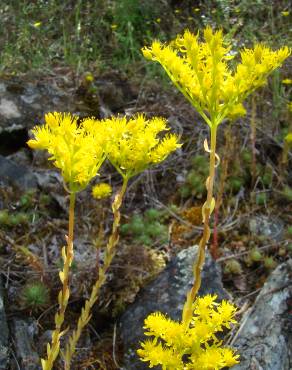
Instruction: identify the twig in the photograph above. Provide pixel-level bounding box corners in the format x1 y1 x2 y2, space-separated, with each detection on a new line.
112 322 120 369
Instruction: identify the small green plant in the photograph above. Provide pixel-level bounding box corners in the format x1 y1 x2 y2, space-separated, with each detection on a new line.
263 256 277 270
261 165 273 187
19 189 36 209
21 281 50 311
249 247 263 262
224 259 243 275
179 155 209 199
39 194 51 207
256 192 267 206
281 186 292 201
121 208 168 246
0 209 29 227
287 226 292 237
228 176 244 194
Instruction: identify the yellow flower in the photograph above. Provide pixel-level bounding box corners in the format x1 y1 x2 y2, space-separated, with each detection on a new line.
282 78 292 84
33 21 42 28
111 24 118 30
138 340 184 369
92 183 112 199
142 27 290 127
27 113 106 193
138 295 239 369
85 72 94 82
103 114 181 179
285 132 292 144
281 11 289 16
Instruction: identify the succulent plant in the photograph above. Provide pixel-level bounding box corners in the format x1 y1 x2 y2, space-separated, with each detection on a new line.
144 208 160 221
249 247 263 262
224 259 243 275
264 256 277 269
256 193 267 205
21 281 50 311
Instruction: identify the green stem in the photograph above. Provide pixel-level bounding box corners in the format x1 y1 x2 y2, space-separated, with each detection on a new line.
63 178 128 369
41 192 76 370
182 124 217 324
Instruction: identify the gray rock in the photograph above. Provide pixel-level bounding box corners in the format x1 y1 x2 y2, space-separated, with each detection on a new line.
7 149 31 167
233 260 292 370
0 155 38 190
12 319 41 370
249 215 284 241
0 277 9 369
0 98 21 119
119 245 230 370
0 78 74 135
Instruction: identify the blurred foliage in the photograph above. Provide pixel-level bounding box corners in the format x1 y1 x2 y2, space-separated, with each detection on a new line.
0 0 291 75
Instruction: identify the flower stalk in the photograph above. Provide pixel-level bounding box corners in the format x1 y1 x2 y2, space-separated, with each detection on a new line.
41 191 76 370
182 123 217 324
63 177 128 369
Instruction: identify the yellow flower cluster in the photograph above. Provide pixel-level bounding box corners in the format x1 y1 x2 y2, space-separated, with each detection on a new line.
138 295 239 370
282 78 292 84
28 112 180 191
285 132 292 145
142 27 290 126
92 182 112 199
103 114 181 178
27 113 106 193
